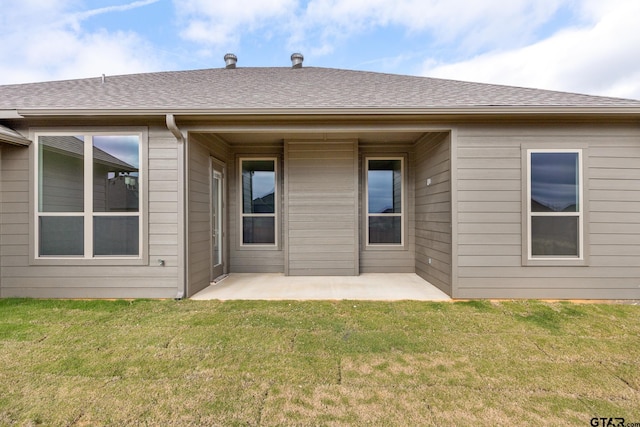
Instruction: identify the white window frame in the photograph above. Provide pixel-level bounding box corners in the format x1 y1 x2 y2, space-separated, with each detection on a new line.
365 156 405 247
239 157 278 248
526 148 584 262
32 130 146 264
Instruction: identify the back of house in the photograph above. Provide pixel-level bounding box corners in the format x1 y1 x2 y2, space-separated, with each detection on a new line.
1 54 639 299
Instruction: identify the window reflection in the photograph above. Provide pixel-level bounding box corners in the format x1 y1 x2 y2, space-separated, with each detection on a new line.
93 135 140 212
38 136 85 212
529 150 582 259
37 133 142 258
368 160 402 213
241 159 276 245
531 152 578 212
242 160 275 214
367 159 403 245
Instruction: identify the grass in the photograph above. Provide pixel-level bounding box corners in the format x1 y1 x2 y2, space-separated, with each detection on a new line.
0 299 638 426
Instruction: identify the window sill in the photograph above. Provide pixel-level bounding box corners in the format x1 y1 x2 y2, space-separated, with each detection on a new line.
238 244 281 251
364 244 407 251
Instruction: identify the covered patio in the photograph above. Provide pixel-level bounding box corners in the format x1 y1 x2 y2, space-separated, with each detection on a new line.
191 273 451 301
185 130 453 299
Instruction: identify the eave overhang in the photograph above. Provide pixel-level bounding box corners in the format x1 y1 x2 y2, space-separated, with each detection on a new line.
0 110 24 119
0 124 31 146
10 106 640 118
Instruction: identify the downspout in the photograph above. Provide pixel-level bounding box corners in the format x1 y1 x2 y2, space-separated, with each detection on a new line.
166 114 187 299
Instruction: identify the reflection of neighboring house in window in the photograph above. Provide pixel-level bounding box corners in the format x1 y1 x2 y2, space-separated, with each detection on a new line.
41 136 138 212
251 192 274 213
105 174 139 211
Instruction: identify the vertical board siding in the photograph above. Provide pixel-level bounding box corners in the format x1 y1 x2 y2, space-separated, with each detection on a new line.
0 126 180 298
414 133 452 295
286 141 358 276
228 142 284 273
456 124 640 299
358 143 415 273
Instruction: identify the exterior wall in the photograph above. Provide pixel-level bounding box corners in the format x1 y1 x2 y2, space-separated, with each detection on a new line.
3 118 638 300
229 141 285 273
0 124 181 298
187 138 213 296
415 133 452 295
0 146 2 294
455 122 640 299
285 141 358 276
186 134 231 296
359 142 416 273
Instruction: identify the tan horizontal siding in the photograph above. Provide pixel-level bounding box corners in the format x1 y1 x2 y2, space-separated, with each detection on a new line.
286 141 357 276
458 179 521 191
455 123 640 299
458 287 640 300
3 286 177 299
0 126 180 299
289 268 355 276
414 133 452 295
359 142 418 274
228 141 284 274
149 180 179 192
187 138 212 295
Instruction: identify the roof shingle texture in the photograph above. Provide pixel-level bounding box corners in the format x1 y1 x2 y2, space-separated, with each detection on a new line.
1 67 639 111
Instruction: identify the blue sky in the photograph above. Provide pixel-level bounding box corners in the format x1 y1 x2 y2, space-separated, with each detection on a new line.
1 0 639 99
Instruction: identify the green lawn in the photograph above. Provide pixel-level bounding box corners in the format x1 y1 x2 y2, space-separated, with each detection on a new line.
0 299 638 426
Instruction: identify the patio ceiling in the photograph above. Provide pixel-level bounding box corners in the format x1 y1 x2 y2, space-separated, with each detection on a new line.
197 130 447 146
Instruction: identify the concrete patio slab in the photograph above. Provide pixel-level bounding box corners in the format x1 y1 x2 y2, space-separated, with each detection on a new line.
191 273 451 301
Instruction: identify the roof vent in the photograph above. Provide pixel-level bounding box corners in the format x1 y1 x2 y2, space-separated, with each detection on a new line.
291 53 304 69
224 53 237 69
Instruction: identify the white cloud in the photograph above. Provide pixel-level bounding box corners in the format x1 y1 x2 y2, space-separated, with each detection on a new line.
290 0 567 56
174 0 569 58
73 0 160 21
0 0 162 84
176 0 296 48
422 0 640 99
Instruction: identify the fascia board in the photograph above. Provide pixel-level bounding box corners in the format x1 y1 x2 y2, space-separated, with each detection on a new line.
0 134 31 146
0 125 31 146
0 110 24 119
181 123 456 134
12 106 640 117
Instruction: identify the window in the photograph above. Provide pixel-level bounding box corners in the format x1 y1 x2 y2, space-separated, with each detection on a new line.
240 158 277 246
35 133 143 259
527 150 582 259
366 158 404 245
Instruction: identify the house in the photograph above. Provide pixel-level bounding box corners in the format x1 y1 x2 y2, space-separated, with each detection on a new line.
1 53 640 300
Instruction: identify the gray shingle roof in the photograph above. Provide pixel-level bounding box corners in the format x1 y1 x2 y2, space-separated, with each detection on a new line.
1 67 639 111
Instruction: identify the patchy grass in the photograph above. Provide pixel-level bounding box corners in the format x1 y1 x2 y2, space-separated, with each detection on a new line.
0 298 638 426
